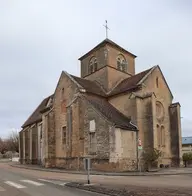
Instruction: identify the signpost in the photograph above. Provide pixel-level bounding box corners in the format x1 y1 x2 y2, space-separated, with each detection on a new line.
84 158 91 184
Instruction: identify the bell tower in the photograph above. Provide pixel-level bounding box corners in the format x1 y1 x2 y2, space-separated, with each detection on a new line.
78 39 137 92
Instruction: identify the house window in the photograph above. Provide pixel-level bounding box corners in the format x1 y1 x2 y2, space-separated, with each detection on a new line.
89 57 97 74
156 77 159 88
62 126 67 144
117 55 127 72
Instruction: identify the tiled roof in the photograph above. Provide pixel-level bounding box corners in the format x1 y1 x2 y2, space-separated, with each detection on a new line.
70 74 106 96
79 38 137 60
70 67 152 97
84 95 137 130
109 68 153 96
22 94 54 128
182 137 192 145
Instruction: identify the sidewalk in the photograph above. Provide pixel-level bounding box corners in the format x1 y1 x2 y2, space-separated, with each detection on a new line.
9 162 192 176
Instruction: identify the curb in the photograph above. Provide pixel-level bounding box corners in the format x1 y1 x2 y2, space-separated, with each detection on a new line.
65 182 136 196
9 164 192 177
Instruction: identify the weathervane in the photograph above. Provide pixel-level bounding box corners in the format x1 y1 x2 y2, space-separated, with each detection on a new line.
103 20 110 39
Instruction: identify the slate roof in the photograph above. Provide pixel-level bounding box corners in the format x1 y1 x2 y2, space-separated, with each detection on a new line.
84 95 137 130
22 94 54 128
70 74 106 96
78 38 137 60
109 67 153 96
182 137 192 145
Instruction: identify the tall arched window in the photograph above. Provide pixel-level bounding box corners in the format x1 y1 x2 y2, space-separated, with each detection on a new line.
157 124 161 146
117 57 121 70
121 59 127 71
61 88 65 100
89 57 97 74
161 126 165 146
89 61 93 73
94 58 97 72
116 55 127 72
156 77 159 88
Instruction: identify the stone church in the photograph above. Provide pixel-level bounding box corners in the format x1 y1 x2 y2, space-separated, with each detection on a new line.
19 38 182 171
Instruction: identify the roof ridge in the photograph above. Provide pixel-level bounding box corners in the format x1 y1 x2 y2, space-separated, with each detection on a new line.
64 71 84 89
108 66 154 96
69 74 106 97
83 95 137 130
137 65 157 85
78 39 137 60
22 94 53 128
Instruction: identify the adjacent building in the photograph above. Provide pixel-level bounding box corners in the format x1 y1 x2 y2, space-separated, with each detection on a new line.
19 38 182 171
182 136 192 155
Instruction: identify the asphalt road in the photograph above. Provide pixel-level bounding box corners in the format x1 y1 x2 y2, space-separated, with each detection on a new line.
0 166 105 196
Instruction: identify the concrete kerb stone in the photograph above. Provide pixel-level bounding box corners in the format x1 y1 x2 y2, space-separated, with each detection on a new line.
65 182 136 196
9 163 192 176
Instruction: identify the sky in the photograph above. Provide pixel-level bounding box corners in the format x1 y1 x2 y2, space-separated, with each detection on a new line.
0 0 192 138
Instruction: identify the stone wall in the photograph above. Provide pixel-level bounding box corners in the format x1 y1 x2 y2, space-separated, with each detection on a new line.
106 44 136 76
141 67 173 165
19 130 23 164
42 110 56 168
81 42 135 92
32 125 38 164
80 45 107 78
109 128 137 171
53 72 80 167
24 128 30 164
169 103 182 166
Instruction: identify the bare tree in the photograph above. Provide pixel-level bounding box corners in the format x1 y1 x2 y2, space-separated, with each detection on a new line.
0 138 8 154
7 131 19 153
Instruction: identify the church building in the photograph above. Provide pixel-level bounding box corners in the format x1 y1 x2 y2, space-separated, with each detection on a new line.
19 38 182 171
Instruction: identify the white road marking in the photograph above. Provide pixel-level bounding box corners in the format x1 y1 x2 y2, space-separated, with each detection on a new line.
38 179 68 186
4 181 26 189
0 186 5 191
20 180 44 186
59 182 68 186
38 179 52 183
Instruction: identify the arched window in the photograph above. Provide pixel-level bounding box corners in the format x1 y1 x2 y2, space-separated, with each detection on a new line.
117 57 121 70
161 126 165 146
61 88 64 100
121 59 127 71
89 57 97 74
156 77 159 88
94 58 97 72
157 124 161 146
89 61 93 74
117 55 127 72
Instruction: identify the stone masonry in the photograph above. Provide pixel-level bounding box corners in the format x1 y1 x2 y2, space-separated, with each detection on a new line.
19 38 182 171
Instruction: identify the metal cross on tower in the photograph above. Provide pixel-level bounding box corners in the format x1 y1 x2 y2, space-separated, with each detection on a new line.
103 20 110 39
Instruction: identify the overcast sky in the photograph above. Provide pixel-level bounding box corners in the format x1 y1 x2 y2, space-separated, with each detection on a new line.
0 0 191 138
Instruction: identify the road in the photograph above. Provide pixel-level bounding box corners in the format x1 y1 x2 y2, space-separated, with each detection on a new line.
0 163 105 196
1 162 192 195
